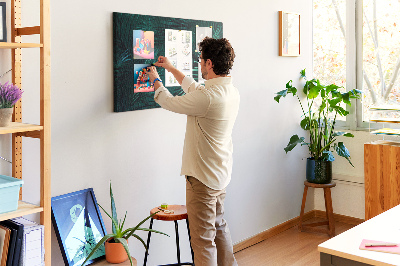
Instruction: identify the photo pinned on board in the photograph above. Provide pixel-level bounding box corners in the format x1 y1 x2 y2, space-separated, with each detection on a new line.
164 29 193 87
133 30 155 60
134 64 154 93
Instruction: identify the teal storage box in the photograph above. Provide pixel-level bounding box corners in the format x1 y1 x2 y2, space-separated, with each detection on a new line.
0 175 24 214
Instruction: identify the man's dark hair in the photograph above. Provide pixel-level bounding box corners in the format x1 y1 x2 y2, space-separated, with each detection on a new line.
199 37 235 75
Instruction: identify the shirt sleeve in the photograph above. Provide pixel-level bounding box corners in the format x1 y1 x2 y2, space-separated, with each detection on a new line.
154 85 210 117
181 76 205 93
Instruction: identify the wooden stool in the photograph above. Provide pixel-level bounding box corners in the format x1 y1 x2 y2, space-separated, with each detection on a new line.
143 205 194 266
298 181 336 237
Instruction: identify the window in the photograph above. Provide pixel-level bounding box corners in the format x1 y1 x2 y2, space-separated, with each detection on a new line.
313 0 400 130
313 0 347 122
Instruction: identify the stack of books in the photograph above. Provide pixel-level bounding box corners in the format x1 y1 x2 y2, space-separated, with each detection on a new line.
0 217 44 266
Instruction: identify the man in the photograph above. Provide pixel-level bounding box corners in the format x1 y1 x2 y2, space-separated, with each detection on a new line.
144 37 239 266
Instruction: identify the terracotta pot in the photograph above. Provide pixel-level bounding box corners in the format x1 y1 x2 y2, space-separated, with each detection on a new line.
0 108 13 127
105 238 128 264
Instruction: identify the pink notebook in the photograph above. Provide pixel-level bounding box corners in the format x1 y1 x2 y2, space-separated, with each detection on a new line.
359 239 400 255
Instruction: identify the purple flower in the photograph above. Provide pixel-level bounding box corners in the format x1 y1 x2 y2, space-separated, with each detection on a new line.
0 82 23 108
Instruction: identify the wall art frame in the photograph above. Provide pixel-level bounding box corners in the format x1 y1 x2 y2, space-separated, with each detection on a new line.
279 11 300 56
0 2 6 42
51 188 107 266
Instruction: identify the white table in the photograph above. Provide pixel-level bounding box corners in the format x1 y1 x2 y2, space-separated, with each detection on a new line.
318 204 400 266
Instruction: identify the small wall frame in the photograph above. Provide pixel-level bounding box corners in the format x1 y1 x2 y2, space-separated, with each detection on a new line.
0 2 6 42
279 11 300 56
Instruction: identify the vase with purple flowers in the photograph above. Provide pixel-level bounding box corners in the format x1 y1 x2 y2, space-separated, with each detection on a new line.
0 82 23 127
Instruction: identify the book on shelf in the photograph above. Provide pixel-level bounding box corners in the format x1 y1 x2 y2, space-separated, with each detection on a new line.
11 217 44 266
0 220 23 266
0 222 16 266
0 225 11 266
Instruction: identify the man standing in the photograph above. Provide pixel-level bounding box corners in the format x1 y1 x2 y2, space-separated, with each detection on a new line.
145 37 239 266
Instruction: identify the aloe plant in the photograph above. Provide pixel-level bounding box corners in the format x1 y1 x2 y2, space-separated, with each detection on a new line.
81 183 168 266
274 69 362 166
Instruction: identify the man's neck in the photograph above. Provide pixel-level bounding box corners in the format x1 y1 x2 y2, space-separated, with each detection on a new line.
206 72 227 80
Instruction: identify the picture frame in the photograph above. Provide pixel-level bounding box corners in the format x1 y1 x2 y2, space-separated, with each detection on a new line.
0 2 6 42
279 11 300 56
51 188 107 266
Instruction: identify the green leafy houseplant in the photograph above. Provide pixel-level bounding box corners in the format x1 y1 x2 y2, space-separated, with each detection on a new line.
81 183 168 266
274 69 362 166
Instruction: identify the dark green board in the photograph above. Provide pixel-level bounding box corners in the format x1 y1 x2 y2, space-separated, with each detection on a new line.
113 12 223 112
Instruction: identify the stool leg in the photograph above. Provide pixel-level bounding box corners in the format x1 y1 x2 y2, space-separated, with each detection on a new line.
186 218 194 264
298 185 308 231
174 220 182 265
324 188 335 237
143 218 154 266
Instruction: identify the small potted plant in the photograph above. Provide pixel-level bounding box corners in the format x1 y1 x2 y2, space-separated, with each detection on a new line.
274 69 362 183
0 82 23 127
82 183 168 266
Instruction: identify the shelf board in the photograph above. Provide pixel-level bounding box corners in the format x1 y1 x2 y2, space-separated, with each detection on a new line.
369 105 400 111
0 201 43 221
370 118 400 123
370 128 400 136
0 122 43 134
0 42 43 49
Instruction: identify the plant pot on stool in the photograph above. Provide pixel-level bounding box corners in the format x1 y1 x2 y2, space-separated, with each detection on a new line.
306 158 332 184
105 238 128 264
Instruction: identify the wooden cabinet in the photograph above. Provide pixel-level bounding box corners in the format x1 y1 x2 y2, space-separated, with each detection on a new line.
0 0 51 264
364 140 400 220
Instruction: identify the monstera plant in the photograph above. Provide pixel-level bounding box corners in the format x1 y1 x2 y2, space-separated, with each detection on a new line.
274 69 362 183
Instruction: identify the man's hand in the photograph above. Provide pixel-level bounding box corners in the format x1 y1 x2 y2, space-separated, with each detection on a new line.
154 56 175 72
143 66 160 83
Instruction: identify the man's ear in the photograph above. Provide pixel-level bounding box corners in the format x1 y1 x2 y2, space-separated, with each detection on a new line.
206 59 213 69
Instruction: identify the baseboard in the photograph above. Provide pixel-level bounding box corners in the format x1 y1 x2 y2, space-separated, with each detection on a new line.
233 210 315 253
233 210 365 253
314 210 364 226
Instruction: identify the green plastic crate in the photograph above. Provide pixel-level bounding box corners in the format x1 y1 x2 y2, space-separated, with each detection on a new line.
0 175 24 214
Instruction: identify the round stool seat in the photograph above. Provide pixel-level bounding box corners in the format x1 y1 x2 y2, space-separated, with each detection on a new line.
304 181 336 188
144 205 194 265
150 205 188 221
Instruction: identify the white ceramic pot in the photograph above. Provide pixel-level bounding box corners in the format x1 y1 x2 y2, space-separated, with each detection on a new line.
0 108 14 127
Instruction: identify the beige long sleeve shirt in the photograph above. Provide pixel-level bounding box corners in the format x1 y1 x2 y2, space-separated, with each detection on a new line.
154 76 240 190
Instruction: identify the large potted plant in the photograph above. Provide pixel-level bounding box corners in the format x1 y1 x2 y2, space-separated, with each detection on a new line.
274 69 362 184
0 82 23 127
82 183 168 266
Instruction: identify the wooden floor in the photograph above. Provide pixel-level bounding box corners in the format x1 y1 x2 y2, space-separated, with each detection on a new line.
234 217 354 266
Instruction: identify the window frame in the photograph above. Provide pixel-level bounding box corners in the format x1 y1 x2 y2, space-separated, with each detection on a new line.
315 0 400 131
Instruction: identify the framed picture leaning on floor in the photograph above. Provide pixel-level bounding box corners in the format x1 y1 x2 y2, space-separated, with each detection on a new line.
51 188 107 266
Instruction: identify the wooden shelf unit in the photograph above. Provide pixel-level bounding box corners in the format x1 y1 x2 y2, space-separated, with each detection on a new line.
0 0 51 265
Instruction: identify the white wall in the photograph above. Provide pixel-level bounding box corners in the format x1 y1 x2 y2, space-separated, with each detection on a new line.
1 0 315 265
